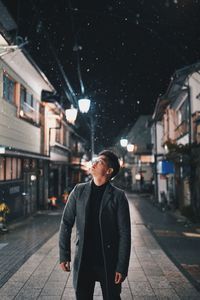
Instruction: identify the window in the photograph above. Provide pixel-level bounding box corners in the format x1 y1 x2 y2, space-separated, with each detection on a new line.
20 86 39 124
177 99 189 125
20 86 26 103
0 158 22 181
55 120 61 143
12 158 17 179
5 158 12 180
27 93 34 107
17 159 22 178
0 158 5 181
3 73 15 103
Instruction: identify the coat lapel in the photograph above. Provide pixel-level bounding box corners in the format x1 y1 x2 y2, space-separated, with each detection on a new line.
81 181 92 219
100 182 113 215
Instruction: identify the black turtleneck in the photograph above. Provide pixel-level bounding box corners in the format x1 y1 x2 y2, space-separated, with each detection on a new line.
82 180 108 268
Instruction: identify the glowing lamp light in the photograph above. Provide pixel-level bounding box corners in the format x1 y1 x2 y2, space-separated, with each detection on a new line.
120 138 128 147
19 110 24 117
78 98 91 113
119 158 124 167
65 105 78 124
127 144 135 152
135 173 141 180
30 175 37 181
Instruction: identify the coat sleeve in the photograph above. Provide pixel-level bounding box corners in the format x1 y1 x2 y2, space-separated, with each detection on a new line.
59 185 77 263
116 191 131 278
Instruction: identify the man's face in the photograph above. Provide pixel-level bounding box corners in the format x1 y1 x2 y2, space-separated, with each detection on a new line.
90 155 112 178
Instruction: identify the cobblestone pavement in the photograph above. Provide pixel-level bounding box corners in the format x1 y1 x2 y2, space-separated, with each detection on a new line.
1 195 200 299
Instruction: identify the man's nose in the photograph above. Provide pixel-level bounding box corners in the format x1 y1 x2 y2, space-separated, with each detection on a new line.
92 160 97 166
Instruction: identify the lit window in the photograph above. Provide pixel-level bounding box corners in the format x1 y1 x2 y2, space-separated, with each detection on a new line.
0 158 5 181
5 158 12 180
12 158 17 180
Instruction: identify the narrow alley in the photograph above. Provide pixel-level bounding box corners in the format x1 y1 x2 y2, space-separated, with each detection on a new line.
0 193 200 299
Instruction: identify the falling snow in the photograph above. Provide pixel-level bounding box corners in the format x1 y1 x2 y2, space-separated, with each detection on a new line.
5 0 199 148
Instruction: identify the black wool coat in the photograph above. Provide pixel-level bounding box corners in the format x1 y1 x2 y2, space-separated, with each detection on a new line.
59 181 131 293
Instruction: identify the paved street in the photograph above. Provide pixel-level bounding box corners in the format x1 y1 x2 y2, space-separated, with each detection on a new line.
130 193 200 289
0 194 200 299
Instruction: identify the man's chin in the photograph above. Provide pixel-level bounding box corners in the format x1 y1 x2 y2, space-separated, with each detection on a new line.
89 168 95 175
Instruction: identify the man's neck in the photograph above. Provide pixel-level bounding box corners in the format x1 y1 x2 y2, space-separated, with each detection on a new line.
93 176 109 186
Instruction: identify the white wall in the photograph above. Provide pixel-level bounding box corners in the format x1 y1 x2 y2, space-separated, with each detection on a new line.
156 122 164 154
0 98 41 153
190 72 200 114
157 175 167 203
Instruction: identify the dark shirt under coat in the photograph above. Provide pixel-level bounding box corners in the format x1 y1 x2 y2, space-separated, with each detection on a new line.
82 181 108 268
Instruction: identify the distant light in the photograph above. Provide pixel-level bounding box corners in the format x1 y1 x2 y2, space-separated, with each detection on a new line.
30 175 37 181
65 105 78 124
120 138 128 147
164 144 169 153
0 147 5 154
19 110 24 117
127 144 135 152
78 98 91 113
119 158 124 167
183 232 200 238
135 173 141 180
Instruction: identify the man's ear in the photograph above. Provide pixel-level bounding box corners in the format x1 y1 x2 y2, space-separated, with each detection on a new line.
107 168 113 175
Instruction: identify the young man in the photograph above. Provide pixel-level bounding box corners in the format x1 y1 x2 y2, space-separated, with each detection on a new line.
59 150 131 300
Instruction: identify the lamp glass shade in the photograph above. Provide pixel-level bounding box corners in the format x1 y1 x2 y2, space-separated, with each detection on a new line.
127 144 135 152
120 138 128 147
65 106 78 124
78 98 91 113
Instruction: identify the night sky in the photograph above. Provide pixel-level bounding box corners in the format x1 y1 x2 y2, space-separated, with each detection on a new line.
3 0 200 152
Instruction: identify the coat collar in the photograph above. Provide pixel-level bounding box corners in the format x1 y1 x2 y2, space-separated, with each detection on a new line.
82 180 113 215
100 181 113 214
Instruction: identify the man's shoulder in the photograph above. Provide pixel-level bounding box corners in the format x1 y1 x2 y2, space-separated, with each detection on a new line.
74 181 90 192
110 183 125 195
76 181 90 188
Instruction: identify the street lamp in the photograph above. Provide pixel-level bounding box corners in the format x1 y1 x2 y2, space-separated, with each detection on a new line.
65 105 78 125
127 143 135 152
78 98 90 113
120 138 128 167
120 138 128 148
78 98 94 159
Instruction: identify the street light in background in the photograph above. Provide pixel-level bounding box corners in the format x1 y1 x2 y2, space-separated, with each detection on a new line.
127 143 135 153
78 98 90 113
78 98 95 160
120 138 128 166
120 138 128 148
65 105 78 125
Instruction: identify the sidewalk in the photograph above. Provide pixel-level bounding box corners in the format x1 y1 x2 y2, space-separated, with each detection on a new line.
0 209 62 288
1 197 200 299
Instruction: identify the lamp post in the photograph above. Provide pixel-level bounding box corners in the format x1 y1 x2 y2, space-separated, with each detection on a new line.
78 98 94 160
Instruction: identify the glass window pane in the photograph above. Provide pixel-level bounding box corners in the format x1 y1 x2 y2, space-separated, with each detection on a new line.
6 158 12 180
17 159 22 179
3 74 15 103
12 158 17 180
0 158 5 181
20 86 26 103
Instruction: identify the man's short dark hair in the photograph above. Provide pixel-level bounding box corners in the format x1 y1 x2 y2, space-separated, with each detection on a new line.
99 150 120 178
